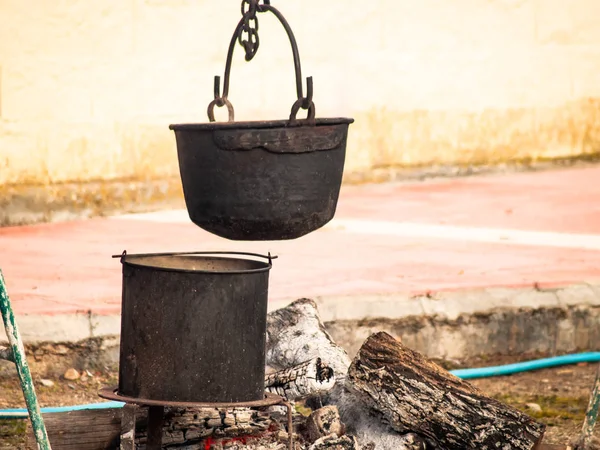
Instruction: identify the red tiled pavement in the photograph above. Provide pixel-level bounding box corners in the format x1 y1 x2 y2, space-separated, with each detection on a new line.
337 166 600 234
1 166 600 316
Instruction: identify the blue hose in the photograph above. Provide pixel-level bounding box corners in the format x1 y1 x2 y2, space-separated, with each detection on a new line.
1 352 599 420
0 401 124 419
450 352 600 379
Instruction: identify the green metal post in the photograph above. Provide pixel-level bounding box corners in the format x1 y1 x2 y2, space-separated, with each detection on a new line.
576 362 600 449
0 269 52 450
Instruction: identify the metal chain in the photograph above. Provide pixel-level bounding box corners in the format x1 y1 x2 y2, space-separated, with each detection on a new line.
239 0 260 61
208 0 316 123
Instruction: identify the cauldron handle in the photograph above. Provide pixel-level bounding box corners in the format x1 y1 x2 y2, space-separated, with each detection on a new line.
113 250 277 267
207 1 315 124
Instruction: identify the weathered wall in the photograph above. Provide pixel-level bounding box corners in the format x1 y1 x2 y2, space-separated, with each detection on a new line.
1 0 599 190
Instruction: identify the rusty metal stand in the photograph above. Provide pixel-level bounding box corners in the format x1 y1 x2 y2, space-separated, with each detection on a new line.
119 404 137 450
146 406 165 450
99 387 294 450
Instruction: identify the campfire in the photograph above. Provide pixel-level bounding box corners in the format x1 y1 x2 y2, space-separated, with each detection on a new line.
106 298 550 449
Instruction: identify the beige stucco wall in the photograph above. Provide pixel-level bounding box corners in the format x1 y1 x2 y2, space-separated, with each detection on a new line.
1 0 600 187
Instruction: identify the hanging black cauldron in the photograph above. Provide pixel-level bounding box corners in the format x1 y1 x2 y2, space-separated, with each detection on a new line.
170 1 353 241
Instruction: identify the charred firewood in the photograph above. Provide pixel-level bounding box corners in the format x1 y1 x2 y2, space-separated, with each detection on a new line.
265 357 335 401
345 332 546 450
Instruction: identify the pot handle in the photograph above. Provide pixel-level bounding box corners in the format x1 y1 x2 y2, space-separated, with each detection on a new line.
113 250 277 266
207 0 315 125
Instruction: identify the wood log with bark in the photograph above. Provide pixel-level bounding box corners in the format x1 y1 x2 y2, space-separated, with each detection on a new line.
344 332 546 450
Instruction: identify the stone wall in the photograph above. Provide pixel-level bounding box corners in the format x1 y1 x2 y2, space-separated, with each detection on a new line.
1 0 599 220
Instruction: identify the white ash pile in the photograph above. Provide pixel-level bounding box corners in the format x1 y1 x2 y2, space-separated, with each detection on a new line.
263 299 431 450
265 298 351 381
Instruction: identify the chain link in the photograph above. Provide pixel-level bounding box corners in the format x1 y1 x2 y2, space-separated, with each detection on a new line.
239 0 260 61
208 0 315 123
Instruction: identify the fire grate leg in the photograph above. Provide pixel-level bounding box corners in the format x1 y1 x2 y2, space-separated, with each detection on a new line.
146 405 165 450
284 401 294 450
120 404 137 450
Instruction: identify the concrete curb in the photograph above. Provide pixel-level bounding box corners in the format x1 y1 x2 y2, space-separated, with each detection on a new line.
311 283 600 322
2 283 600 378
2 283 599 345
323 283 600 359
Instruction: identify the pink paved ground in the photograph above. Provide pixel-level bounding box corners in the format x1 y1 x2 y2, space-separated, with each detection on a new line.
1 166 600 316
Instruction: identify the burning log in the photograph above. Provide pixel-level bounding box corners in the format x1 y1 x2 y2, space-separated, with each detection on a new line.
34 300 556 449
265 357 335 401
266 298 351 381
344 332 546 450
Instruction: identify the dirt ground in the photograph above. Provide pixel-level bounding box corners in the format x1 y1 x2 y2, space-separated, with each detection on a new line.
0 354 598 449
449 354 599 447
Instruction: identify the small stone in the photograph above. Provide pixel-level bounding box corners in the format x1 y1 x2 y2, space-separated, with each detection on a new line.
39 379 54 388
277 430 289 441
63 368 80 381
67 383 76 390
80 374 89 382
306 406 345 442
234 409 253 423
54 345 70 355
525 403 542 413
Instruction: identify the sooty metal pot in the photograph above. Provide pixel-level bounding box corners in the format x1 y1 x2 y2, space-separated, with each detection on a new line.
169 1 353 241
117 251 273 403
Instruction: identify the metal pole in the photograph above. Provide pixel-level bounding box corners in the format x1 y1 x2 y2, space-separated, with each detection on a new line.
0 269 52 450
146 405 164 450
576 362 600 449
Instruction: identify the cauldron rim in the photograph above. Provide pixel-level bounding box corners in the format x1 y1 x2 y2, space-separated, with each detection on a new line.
119 251 272 275
169 117 354 131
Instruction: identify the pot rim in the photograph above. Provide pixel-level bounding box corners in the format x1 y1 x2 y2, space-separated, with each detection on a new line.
169 117 354 131
115 251 274 275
